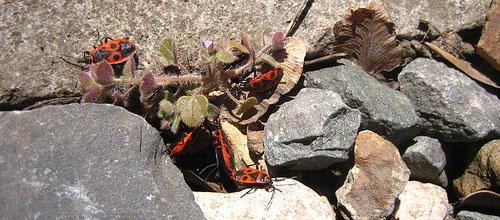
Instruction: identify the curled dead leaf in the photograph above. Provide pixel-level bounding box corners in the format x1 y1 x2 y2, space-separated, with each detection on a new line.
333 0 402 77
232 37 306 125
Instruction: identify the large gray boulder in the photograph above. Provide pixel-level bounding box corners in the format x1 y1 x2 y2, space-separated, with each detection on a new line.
264 88 361 170
399 58 500 142
305 59 420 144
0 104 205 219
1 0 492 109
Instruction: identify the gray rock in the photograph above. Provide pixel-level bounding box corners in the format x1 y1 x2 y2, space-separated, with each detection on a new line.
0 104 205 219
1 0 492 109
456 211 500 220
264 88 361 170
194 179 336 219
305 59 420 144
399 58 500 142
403 136 448 187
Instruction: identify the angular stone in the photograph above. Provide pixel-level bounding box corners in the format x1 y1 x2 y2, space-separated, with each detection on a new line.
454 139 500 197
336 130 410 219
305 59 420 144
403 136 447 187
1 0 492 109
194 179 335 220
399 58 500 142
0 104 205 219
395 181 450 220
264 88 361 170
456 211 500 220
477 1 500 71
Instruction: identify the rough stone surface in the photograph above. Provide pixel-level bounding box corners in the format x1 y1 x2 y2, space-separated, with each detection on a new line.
336 130 410 219
454 139 500 197
305 59 420 144
395 181 450 220
456 211 500 220
0 104 205 219
1 0 492 109
264 88 361 170
399 58 500 142
477 1 500 71
403 136 448 187
193 178 335 220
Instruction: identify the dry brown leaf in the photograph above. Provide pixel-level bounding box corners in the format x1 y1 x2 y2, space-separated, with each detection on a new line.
247 122 265 155
425 42 499 88
333 0 402 76
221 121 258 170
233 37 306 125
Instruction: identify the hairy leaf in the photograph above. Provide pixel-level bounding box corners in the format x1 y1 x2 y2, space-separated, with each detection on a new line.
170 113 181 133
425 42 499 88
78 71 96 91
82 84 104 103
333 1 402 76
235 97 258 115
176 95 209 128
227 40 249 54
139 72 157 100
95 61 115 85
206 103 220 121
159 37 177 63
122 57 136 78
158 99 175 118
240 32 254 55
260 54 281 67
215 51 239 63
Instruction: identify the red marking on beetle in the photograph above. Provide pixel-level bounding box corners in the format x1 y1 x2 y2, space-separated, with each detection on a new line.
241 67 284 94
212 129 236 174
82 38 136 65
170 131 193 156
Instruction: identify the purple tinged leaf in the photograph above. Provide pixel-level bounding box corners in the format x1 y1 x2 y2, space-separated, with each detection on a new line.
240 32 254 55
272 31 287 49
82 84 104 103
95 61 115 85
78 71 95 91
140 72 156 99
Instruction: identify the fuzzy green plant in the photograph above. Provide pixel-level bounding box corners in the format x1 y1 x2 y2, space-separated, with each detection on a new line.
78 31 288 133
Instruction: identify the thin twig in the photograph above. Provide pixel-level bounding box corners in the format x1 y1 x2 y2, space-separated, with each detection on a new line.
304 53 347 66
285 0 315 37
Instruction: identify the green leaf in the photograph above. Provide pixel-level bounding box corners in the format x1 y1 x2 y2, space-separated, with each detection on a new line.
235 97 258 115
176 95 209 128
260 54 281 67
170 113 181 134
158 99 175 118
206 103 220 121
215 51 239 64
159 37 176 63
227 40 249 54
122 57 136 78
